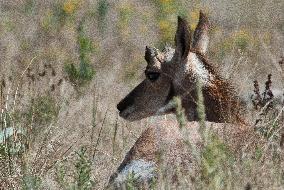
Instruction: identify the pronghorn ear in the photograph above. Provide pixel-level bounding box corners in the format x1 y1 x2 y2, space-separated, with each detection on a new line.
175 16 191 60
192 11 210 54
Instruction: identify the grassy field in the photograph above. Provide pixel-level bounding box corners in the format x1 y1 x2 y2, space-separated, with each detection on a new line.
0 0 283 189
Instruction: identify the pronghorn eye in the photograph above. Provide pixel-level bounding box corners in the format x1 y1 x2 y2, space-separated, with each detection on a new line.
145 71 160 82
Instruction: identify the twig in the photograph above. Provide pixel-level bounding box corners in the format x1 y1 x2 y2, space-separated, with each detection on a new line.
93 107 109 159
112 113 119 155
268 105 284 142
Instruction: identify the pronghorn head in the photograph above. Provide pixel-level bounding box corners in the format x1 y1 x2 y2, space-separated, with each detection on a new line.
117 11 212 121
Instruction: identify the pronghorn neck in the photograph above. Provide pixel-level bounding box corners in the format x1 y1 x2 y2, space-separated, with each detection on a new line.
175 51 241 123
185 52 214 86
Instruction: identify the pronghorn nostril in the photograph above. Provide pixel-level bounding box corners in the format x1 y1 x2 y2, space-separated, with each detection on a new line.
117 95 135 112
117 102 125 112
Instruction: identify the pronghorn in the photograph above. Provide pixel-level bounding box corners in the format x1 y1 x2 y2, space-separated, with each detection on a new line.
116 11 244 123
108 11 256 189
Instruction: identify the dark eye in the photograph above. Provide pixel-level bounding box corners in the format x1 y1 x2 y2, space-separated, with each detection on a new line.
145 71 160 82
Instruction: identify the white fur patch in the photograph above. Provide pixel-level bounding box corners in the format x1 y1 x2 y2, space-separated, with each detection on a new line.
156 100 176 115
164 47 175 63
114 159 156 185
186 53 213 86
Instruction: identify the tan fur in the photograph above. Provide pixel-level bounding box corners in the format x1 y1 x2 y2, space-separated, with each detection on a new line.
110 11 254 189
107 120 263 189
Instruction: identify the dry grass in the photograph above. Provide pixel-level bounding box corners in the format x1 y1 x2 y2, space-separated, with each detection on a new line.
0 0 283 189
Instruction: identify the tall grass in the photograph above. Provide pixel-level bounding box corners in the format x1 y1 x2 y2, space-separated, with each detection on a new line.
170 78 284 189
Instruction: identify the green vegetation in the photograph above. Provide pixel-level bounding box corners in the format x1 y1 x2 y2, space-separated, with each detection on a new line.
200 134 234 189
40 0 80 32
194 80 234 190
155 1 177 45
56 163 69 189
0 127 27 156
0 101 28 158
233 29 254 51
24 0 36 15
258 122 280 139
22 173 42 190
74 148 94 190
173 96 186 128
196 80 206 135
41 10 55 32
28 96 58 125
65 19 95 85
56 147 94 190
78 22 95 80
117 4 135 41
214 29 258 60
255 146 263 161
97 0 109 33
2 18 15 32
23 0 36 15
125 172 136 190
154 0 187 47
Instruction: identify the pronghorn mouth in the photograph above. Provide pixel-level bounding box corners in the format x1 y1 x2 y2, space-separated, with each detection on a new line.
119 106 135 120
119 110 130 118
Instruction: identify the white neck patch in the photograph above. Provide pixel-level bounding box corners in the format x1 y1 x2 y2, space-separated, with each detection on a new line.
186 53 213 86
113 159 156 185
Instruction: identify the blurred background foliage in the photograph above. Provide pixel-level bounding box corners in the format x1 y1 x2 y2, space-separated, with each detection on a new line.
0 0 283 189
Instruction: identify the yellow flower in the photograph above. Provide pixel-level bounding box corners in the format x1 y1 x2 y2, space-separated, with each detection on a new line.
63 0 80 14
233 29 254 50
234 29 250 38
159 20 170 30
159 20 174 42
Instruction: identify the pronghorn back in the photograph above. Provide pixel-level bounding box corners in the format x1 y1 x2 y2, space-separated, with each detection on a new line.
107 119 260 189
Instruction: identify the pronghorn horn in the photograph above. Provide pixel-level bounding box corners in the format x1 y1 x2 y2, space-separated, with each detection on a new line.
145 46 163 64
145 46 156 63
